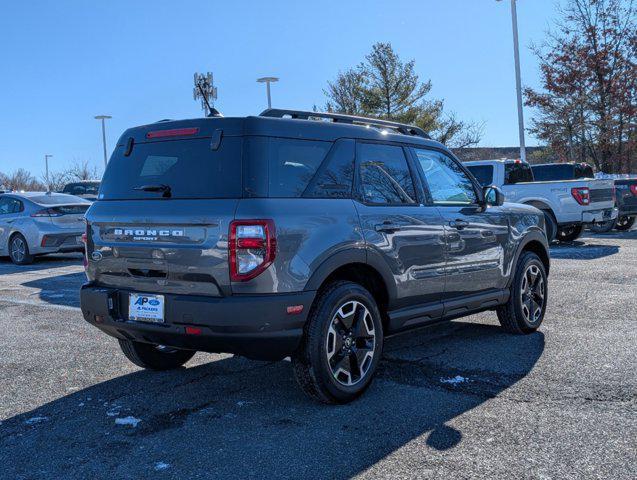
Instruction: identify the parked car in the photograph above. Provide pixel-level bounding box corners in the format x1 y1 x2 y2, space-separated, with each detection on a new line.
81 109 550 404
60 180 101 201
0 192 90 264
465 159 617 242
531 162 594 181
589 177 637 233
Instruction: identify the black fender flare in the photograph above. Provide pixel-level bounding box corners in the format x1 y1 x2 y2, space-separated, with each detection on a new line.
303 247 398 304
506 229 550 287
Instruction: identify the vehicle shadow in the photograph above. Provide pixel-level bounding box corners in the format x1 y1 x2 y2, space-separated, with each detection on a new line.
549 242 620 260
0 253 82 272
0 321 544 479
20 271 85 308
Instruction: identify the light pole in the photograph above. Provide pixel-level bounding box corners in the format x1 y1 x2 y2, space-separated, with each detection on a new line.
257 77 279 109
94 115 112 168
44 154 53 191
498 0 526 162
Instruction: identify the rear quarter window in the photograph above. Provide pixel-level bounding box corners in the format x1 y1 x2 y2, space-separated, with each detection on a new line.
244 137 332 198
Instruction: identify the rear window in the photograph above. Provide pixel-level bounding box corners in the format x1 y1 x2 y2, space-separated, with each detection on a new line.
99 138 242 200
574 164 594 178
244 137 332 198
466 165 494 187
505 162 534 184
51 205 90 214
532 164 573 181
63 183 100 196
30 194 90 205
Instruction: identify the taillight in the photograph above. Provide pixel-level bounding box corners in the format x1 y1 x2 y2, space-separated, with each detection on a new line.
571 187 590 205
630 184 637 196
229 220 276 282
31 208 62 217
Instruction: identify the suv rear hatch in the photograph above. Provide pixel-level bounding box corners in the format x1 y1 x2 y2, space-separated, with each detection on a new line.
85 119 243 297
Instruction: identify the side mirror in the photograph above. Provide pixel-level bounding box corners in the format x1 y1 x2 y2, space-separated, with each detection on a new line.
483 185 505 207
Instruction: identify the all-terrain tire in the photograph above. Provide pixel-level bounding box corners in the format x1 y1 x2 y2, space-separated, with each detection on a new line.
588 219 616 234
118 339 195 370
496 251 548 334
292 281 383 404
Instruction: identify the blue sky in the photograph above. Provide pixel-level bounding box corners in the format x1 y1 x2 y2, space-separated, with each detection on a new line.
0 0 558 177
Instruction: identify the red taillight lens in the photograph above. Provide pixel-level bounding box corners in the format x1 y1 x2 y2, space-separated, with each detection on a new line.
31 208 62 217
571 187 590 205
229 220 276 282
630 184 637 196
146 127 199 139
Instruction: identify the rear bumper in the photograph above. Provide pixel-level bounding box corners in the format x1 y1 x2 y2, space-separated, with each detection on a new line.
582 207 618 224
618 205 637 217
80 284 315 361
32 231 84 255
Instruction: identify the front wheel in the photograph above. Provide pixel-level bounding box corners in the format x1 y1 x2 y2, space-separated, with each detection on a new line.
497 251 548 334
614 216 636 231
292 281 383 404
556 225 584 242
118 339 196 370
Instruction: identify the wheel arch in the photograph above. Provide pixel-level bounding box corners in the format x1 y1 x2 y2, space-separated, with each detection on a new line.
510 232 550 286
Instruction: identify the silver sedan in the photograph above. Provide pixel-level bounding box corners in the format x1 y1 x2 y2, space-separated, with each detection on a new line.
0 192 89 265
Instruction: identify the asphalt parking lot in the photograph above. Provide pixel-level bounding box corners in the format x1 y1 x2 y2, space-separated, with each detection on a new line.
1 231 635 479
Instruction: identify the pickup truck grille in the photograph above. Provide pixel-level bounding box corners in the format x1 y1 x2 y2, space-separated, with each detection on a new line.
590 188 613 203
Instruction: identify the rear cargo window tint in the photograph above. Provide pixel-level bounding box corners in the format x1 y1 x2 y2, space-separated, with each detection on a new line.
244 137 331 198
99 137 242 200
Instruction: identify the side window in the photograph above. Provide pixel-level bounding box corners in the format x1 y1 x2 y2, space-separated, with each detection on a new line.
504 162 534 184
358 143 416 205
304 139 354 198
0 198 21 214
413 149 477 205
466 165 494 187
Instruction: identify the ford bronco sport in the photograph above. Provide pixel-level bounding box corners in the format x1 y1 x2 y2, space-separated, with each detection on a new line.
81 109 550 404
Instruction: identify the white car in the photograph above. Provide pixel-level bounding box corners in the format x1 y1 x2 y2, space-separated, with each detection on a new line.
465 159 617 242
0 192 90 264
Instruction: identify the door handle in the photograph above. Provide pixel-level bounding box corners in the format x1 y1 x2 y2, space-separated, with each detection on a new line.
375 222 402 233
449 219 469 230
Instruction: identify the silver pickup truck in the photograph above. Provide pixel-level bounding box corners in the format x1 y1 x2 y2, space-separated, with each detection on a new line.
465 159 617 242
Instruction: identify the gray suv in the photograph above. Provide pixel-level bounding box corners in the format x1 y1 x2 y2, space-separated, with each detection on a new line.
81 109 550 404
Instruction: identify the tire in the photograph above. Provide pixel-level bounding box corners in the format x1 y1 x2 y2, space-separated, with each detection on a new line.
9 233 34 265
542 210 558 243
614 216 636 231
118 339 195 370
588 219 616 234
292 281 383 404
497 251 548 334
556 225 584 242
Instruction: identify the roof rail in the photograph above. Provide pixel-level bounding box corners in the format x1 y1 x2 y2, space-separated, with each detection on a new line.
260 108 430 139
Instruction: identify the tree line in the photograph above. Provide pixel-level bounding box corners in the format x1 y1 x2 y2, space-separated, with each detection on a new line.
0 160 100 192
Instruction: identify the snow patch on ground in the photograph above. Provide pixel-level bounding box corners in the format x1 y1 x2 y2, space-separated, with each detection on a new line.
115 416 141 427
440 375 469 385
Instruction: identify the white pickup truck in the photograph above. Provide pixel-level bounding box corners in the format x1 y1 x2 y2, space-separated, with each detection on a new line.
465 159 617 242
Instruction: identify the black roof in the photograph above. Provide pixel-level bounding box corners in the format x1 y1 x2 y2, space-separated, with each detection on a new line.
116 110 446 151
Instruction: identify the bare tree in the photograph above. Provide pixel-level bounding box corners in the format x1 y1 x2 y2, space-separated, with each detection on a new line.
66 159 100 181
0 169 45 191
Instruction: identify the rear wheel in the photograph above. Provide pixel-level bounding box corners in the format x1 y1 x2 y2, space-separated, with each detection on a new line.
292 281 383 404
614 216 635 231
589 219 616 233
9 233 34 265
118 339 195 370
497 251 548 334
556 225 584 242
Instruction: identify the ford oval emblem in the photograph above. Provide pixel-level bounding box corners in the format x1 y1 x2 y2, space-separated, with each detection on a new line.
91 251 103 262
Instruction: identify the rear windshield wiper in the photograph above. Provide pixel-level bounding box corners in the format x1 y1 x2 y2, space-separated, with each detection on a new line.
133 184 172 198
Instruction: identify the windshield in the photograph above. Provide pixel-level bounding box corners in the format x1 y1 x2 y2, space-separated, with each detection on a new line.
99 137 242 200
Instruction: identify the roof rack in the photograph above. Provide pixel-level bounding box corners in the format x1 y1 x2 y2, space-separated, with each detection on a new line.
260 108 430 139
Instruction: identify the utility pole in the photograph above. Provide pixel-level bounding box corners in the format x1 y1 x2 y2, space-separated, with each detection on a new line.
44 154 53 191
193 72 218 116
257 77 279 109
94 115 112 168
498 0 526 162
